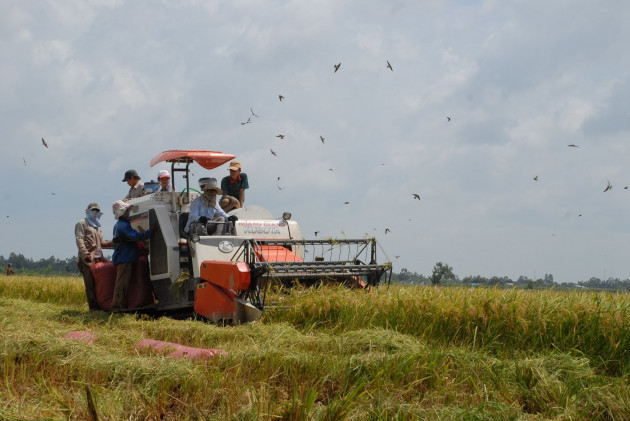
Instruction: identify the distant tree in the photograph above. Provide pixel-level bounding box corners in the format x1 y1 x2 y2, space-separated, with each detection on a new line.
543 273 554 286
431 262 455 286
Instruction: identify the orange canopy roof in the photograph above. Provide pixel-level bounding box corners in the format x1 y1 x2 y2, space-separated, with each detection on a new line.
149 150 236 170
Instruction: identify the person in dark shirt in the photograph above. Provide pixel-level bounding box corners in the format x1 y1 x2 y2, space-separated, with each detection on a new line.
220 161 249 211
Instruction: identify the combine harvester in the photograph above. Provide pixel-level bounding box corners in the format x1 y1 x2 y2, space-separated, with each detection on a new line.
96 150 392 323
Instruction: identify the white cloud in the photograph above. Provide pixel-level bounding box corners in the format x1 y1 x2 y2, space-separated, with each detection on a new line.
2 0 630 283
108 65 158 107
33 40 72 65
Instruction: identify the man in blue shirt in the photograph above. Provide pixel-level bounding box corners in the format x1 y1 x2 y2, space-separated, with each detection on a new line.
111 200 153 311
220 161 249 211
186 177 231 235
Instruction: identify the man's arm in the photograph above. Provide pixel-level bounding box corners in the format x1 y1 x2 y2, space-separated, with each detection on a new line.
239 173 249 204
185 198 201 233
99 229 114 249
120 222 152 242
215 205 230 220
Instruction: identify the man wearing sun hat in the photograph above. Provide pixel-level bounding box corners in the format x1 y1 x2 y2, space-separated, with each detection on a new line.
220 161 249 211
185 177 232 235
157 170 173 192
75 202 114 311
110 200 154 311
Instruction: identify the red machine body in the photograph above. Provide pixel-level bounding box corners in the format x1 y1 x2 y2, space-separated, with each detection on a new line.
194 261 252 322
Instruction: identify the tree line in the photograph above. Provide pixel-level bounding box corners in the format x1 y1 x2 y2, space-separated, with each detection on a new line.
2 254 628 291
391 262 630 291
1 253 80 276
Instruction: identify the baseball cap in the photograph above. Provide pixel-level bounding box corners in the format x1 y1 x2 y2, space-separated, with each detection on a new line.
122 169 140 182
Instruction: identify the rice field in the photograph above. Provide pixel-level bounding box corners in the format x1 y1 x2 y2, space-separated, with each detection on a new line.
1 275 630 420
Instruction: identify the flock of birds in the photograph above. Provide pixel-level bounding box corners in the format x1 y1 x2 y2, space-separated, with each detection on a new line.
27 62 617 265
532 143 621 193
231 58 623 250
235 60 427 240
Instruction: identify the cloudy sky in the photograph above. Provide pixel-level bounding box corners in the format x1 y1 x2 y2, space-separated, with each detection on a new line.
1 0 629 283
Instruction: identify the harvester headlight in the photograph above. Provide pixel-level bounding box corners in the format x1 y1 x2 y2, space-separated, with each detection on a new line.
282 211 292 220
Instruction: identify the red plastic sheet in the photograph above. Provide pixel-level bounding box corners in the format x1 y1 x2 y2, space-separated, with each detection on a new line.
64 331 96 344
136 339 227 361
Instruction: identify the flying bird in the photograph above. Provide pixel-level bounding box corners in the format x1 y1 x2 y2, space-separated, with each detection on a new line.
51 192 56 195
250 108 259 118
41 138 48 148
270 149 277 156
385 228 390 234
446 117 451 122
277 185 285 190
344 201 349 205
604 180 612 192
328 168 334 172
386 60 393 71
568 144 579 148
23 157 26 166
278 95 284 102
533 176 538 181
276 134 285 139
241 117 251 125
314 231 319 237
320 135 325 144
394 255 400 259
333 63 341 73
412 194 420 200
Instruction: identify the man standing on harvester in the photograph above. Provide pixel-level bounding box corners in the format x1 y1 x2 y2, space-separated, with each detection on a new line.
111 200 153 311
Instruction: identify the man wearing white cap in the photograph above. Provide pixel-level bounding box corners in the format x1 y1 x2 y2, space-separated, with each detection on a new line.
185 177 233 235
157 170 173 192
75 202 114 311
111 200 153 311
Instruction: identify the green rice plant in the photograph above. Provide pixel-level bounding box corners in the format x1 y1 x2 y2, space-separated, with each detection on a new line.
266 284 630 375
0 275 85 306
3 277 630 419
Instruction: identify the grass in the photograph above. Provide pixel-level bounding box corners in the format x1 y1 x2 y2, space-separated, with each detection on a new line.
1 275 630 419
